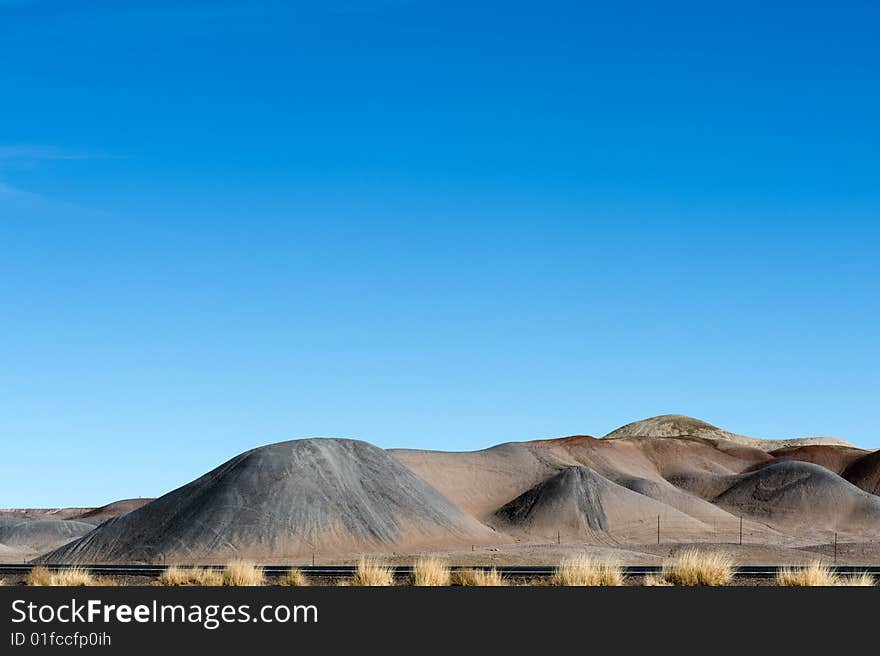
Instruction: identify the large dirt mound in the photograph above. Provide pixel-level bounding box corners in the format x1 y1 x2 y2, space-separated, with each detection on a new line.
603 414 854 451
391 441 563 518
713 461 880 534
40 439 496 563
492 466 706 541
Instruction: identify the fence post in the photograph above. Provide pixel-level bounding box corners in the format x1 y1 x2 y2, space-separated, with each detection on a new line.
657 515 660 545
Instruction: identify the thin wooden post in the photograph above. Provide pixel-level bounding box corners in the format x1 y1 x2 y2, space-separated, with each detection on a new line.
657 515 660 545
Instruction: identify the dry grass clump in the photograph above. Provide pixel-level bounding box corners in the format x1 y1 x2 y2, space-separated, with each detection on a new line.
26 566 54 586
28 566 97 586
451 568 505 587
157 566 222 586
411 557 451 586
552 557 623 586
221 561 265 586
52 568 97 586
157 566 194 586
658 549 735 586
351 559 395 586
838 572 875 587
643 574 673 586
279 568 309 587
777 562 838 587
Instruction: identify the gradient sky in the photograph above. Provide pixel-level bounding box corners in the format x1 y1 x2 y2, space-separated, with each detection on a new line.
2 1 878 506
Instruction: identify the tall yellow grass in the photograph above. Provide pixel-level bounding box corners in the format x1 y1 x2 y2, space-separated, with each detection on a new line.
777 562 838 586
157 566 222 586
351 559 395 586
552 557 623 586
53 568 97 586
26 566 54 586
221 561 265 586
451 568 505 586
659 549 734 586
27 566 96 586
411 557 451 586
838 571 875 587
279 568 309 587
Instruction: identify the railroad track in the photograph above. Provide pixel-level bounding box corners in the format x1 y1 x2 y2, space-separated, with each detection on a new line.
3 564 880 578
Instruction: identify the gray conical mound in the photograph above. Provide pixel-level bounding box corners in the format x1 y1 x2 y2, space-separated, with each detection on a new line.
492 466 706 540
713 461 880 532
40 439 495 563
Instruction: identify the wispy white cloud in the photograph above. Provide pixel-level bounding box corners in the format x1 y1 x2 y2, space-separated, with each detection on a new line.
0 144 110 205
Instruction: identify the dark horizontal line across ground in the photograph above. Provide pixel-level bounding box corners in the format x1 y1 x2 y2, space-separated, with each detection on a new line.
3 563 878 579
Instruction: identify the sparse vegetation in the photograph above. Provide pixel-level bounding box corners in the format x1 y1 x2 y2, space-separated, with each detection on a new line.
279 568 309 587
52 567 97 586
27 566 97 586
777 562 838 586
411 557 451 586
157 566 222 586
658 549 735 586
157 565 193 586
838 571 875 587
351 559 395 586
451 567 505 586
643 573 673 586
26 566 54 586
221 561 265 586
551 557 623 586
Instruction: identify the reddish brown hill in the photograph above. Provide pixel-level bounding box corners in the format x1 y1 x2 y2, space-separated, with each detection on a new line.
843 450 880 495
769 445 866 475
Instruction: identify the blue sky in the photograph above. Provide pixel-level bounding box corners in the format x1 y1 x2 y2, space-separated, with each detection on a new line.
1 1 878 506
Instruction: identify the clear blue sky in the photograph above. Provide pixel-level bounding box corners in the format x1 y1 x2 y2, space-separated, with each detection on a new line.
1 1 878 506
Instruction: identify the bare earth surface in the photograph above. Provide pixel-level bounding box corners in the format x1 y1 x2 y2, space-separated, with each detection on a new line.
6 414 879 566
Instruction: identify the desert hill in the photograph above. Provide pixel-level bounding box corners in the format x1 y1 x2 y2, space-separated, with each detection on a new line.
0 518 94 560
766 445 865 475
711 461 880 539
40 439 497 564
74 498 153 525
22 414 880 564
842 450 880 495
603 414 854 450
492 466 708 541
